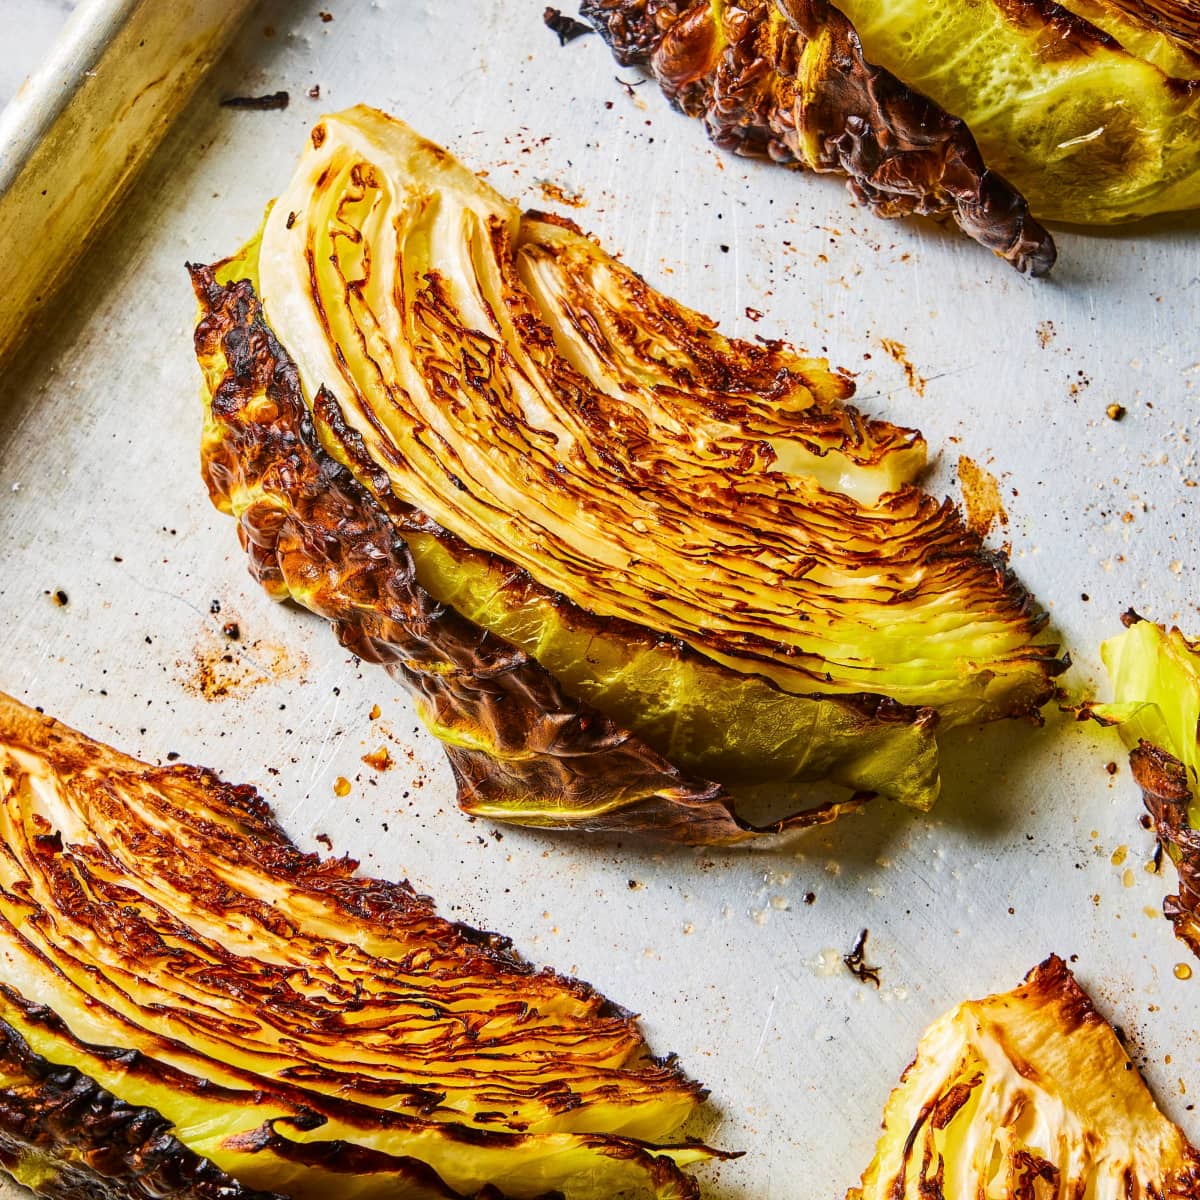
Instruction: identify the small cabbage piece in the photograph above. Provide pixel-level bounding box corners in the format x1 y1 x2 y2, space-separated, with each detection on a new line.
848 955 1200 1200
193 106 1063 841
0 692 720 1198
834 0 1200 222
1087 614 1200 958
581 0 1055 273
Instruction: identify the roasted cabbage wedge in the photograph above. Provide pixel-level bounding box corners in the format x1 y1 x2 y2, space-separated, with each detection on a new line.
848 955 1200 1200
582 0 1056 273
0 692 723 1199
588 0 1200 233
192 106 1063 841
836 0 1200 223
1086 615 1200 958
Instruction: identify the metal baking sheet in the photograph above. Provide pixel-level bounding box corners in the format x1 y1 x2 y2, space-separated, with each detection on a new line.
1 2 1198 1196
0 0 254 362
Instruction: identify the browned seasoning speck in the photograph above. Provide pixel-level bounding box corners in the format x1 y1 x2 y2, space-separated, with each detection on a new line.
220 91 289 111
544 7 593 44
362 745 393 771
286 211 297 229
844 928 881 987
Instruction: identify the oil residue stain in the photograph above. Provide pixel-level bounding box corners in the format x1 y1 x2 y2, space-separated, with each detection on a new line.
879 338 926 396
536 179 586 208
957 456 1009 541
180 634 306 701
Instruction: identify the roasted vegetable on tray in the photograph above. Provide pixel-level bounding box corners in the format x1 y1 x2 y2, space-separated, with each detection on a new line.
0 692 719 1199
835 0 1200 224
192 105 1063 843
1086 614 1200 959
848 955 1200 1200
581 0 1056 272
583 0 1200 264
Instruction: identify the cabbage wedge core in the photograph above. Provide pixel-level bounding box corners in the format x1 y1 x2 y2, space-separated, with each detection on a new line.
849 955 1200 1200
194 106 1062 841
0 692 718 1199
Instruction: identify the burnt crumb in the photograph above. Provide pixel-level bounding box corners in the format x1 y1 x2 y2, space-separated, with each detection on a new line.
803 892 816 905
50 590 68 607
308 85 321 99
719 244 729 253
319 10 333 21
1105 761 1118 775
315 833 333 850
1106 403 1127 421
286 211 297 229
209 599 221 614
220 91 289 111
1120 607 1146 628
627 879 641 890
843 928 881 987
165 752 180 762
1080 593 1089 602
222 622 241 641
744 306 764 322
544 7 593 44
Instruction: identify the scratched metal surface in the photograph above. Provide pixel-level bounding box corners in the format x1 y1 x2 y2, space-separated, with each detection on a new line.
0 2 1198 1196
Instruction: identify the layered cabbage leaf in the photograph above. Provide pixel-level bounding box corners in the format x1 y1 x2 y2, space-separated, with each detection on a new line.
0 692 719 1198
193 106 1063 841
1087 615 1200 958
849 955 1200 1200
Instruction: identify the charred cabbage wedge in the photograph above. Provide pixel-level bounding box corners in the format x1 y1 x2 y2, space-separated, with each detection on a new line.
835 0 1200 223
1086 615 1200 959
585 0 1200 250
582 0 1056 273
0 692 721 1199
849 955 1200 1200
193 106 1063 842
